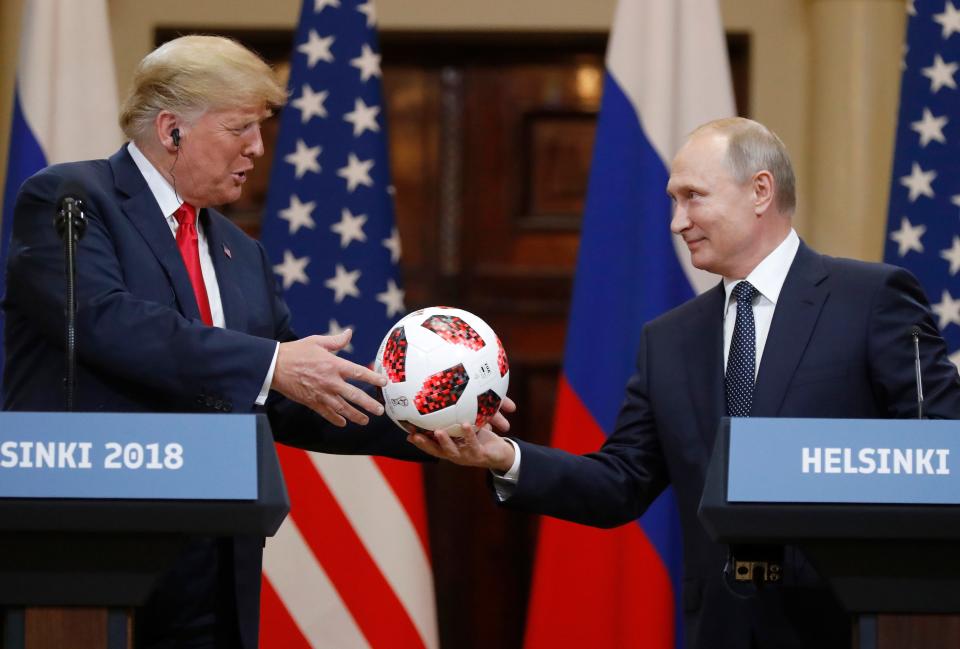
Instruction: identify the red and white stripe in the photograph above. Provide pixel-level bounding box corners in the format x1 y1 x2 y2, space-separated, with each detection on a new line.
261 448 437 649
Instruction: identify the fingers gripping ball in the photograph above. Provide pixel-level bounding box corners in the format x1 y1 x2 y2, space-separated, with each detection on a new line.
374 307 510 434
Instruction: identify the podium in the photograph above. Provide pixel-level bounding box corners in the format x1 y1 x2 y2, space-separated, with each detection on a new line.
699 417 960 649
0 413 290 649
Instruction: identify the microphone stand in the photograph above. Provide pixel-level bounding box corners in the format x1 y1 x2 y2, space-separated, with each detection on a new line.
55 197 87 412
911 326 924 420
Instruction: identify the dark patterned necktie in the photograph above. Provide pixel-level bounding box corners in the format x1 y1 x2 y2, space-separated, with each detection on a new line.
725 281 758 417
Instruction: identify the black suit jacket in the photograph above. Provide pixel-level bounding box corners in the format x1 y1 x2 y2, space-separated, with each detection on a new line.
3 146 421 648
504 242 960 649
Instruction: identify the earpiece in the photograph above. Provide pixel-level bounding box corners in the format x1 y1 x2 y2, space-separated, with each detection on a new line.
171 128 181 148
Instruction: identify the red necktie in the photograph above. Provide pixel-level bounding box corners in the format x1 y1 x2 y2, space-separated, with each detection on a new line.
173 203 213 326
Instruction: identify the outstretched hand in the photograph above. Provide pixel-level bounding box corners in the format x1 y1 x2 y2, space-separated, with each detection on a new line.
272 329 386 427
407 397 518 472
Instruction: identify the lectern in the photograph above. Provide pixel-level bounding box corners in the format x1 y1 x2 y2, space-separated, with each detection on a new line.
699 418 960 649
0 412 290 649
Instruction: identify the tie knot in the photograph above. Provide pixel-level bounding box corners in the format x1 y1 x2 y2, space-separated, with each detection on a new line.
174 203 196 227
733 280 757 305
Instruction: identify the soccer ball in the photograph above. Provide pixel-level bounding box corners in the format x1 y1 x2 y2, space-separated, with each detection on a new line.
374 307 509 435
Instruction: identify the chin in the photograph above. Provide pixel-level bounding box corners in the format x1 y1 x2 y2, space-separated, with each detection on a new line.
215 189 243 206
689 252 711 270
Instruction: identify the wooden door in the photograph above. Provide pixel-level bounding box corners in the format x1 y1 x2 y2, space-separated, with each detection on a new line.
381 35 605 649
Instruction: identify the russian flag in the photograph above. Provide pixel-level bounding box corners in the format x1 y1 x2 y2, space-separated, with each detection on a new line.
0 0 122 391
523 1 733 647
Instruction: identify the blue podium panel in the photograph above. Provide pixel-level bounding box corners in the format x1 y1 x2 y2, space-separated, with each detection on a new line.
728 418 960 505
0 412 257 500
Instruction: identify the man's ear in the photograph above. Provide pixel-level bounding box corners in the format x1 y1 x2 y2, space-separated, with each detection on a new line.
155 111 180 153
753 170 775 215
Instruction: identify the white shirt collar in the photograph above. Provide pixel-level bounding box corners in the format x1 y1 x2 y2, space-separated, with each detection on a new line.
723 228 800 307
127 141 185 220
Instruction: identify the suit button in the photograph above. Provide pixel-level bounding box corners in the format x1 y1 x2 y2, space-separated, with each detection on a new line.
215 400 224 410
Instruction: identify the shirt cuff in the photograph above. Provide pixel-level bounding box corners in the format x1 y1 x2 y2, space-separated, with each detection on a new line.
256 342 280 406
491 437 521 501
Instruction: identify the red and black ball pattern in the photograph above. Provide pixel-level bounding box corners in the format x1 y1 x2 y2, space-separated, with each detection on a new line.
414 363 468 414
421 315 485 350
496 337 509 378
475 389 502 426
382 326 408 382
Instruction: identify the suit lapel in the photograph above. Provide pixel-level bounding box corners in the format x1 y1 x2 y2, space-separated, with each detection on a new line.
752 242 829 416
110 146 202 321
203 211 248 331
684 282 727 450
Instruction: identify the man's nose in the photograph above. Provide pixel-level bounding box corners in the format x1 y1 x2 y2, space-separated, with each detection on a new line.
244 124 265 158
670 204 690 234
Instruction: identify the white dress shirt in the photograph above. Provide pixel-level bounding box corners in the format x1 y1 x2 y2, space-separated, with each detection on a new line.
722 229 800 376
493 228 801 498
127 142 277 405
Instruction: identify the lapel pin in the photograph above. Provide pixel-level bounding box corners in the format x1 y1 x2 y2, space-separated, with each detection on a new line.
223 243 232 259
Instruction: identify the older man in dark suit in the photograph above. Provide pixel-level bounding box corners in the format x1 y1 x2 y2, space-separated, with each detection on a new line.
409 117 960 649
3 35 429 649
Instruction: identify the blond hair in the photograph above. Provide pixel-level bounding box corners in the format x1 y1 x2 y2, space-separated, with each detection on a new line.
119 35 287 142
693 117 797 214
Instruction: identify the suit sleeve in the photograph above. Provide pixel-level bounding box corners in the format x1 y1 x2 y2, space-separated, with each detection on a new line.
867 266 960 419
500 325 670 528
6 169 276 411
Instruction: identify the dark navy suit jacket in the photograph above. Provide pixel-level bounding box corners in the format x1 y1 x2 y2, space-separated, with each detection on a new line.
3 146 421 648
504 242 960 649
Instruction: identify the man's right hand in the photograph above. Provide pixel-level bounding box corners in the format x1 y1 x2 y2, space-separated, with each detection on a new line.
407 420 517 473
272 330 386 427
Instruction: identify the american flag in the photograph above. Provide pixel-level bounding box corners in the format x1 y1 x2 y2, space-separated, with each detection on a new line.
258 1 438 647
886 0 960 368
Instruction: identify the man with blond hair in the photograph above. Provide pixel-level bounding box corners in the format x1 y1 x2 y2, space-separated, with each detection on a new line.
410 117 960 648
3 35 427 648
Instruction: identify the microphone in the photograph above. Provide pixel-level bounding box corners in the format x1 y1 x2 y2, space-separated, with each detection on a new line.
54 181 91 411
54 182 89 242
911 326 924 420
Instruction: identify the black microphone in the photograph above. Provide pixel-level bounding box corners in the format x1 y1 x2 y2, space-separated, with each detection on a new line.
54 181 89 242
54 181 90 411
911 326 924 420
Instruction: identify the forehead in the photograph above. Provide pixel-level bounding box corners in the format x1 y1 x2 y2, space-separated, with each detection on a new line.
198 104 271 126
667 132 731 190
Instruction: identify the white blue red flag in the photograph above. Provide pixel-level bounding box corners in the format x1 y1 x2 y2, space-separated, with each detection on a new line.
886 0 960 367
523 1 733 647
258 1 438 648
0 0 121 393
